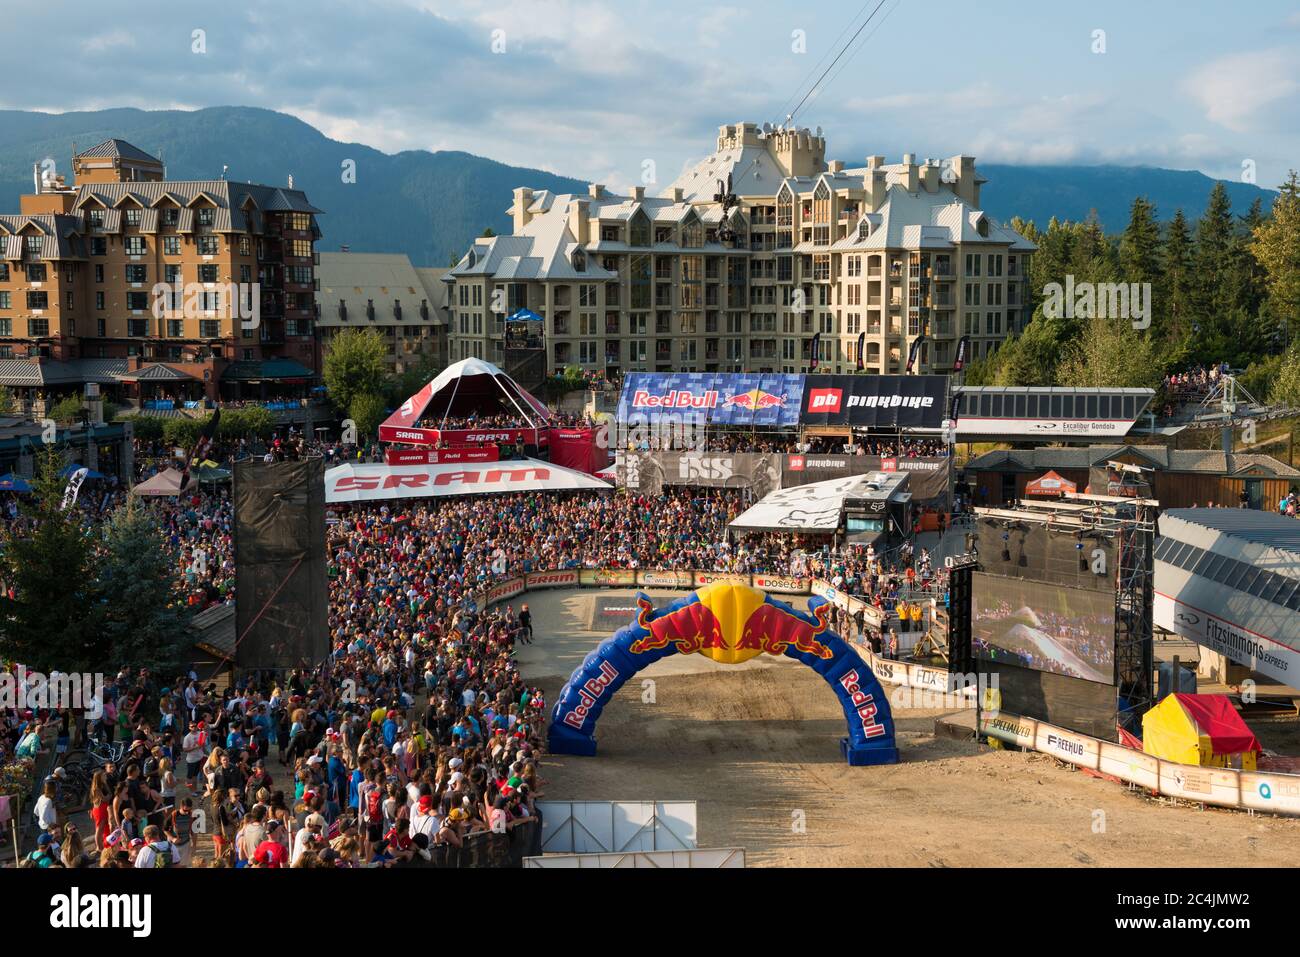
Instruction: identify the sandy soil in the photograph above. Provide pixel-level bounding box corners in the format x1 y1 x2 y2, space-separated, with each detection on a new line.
524 589 1300 868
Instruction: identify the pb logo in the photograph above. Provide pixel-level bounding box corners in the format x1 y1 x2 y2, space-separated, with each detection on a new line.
807 388 842 413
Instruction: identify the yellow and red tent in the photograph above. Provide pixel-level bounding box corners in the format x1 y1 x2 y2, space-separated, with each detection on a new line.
1142 693 1261 770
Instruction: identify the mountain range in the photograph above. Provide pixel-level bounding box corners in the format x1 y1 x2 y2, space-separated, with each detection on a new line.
0 106 1278 266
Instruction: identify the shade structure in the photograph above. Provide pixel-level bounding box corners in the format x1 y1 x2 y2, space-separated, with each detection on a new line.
1025 470 1077 496
60 464 107 480
131 467 198 497
1142 693 1262 770
377 356 550 444
324 457 611 504
0 473 32 493
729 475 863 533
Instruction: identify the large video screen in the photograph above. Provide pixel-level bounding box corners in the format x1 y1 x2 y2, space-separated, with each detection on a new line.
973 573 1115 684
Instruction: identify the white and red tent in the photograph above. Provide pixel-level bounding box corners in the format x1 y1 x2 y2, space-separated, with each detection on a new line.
378 357 551 447
325 457 611 504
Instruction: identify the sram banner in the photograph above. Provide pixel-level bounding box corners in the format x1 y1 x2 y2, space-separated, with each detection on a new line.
580 569 637 587
325 459 611 503
751 574 809 594
525 570 580 589
484 577 526 605
384 447 499 465
378 424 546 448
637 570 696 589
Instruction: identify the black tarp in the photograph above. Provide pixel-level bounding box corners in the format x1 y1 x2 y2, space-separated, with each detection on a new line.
234 458 329 669
799 374 949 429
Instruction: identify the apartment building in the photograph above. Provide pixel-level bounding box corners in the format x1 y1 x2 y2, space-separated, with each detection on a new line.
315 251 448 374
444 121 1034 378
0 138 323 404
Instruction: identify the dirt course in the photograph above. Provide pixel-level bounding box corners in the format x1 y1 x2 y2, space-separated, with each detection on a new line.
523 589 1300 867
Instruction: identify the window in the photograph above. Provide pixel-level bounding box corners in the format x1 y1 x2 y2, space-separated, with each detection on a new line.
160 207 179 227
164 237 181 256
165 265 182 284
125 237 146 256
0 318 9 335
988 254 1003 277
197 236 219 256
964 253 981 277
96 292 104 310
290 240 313 258
27 291 48 309
124 208 142 227
199 319 220 338
167 320 184 337
87 208 105 228
125 264 147 283
238 235 251 256
195 207 215 226
127 292 150 311
0 295 9 311
29 318 49 336
572 249 587 272
66 291 74 309
91 237 107 256
26 264 46 283
199 264 219 283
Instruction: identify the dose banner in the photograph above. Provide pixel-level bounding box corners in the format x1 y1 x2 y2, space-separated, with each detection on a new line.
548 582 899 766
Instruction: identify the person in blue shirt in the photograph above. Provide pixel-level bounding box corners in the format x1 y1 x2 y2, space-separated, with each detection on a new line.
348 766 364 810
382 714 398 749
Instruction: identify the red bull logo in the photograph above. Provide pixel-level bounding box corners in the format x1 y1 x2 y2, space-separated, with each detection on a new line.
560 660 620 729
838 668 888 739
724 389 786 410
628 583 831 663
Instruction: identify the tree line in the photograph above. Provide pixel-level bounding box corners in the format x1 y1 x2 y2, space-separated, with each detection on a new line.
967 173 1300 407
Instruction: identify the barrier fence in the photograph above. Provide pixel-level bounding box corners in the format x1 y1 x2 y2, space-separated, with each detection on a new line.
475 570 1300 819
536 800 697 854
523 847 745 868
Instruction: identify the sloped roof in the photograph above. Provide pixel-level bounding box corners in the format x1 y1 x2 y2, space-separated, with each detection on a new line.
965 445 1299 478
75 138 162 163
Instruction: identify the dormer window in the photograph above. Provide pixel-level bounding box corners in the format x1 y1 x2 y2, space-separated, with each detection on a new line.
124 208 142 227
858 220 870 241
196 207 215 227
160 207 179 226
87 209 104 228
465 248 477 268
572 249 587 272
976 215 989 237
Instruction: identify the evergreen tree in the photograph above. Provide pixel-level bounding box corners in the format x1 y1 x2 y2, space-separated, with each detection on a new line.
0 449 105 672
1251 171 1300 352
95 499 193 675
1162 209 1194 347
1056 316 1163 389
1119 197 1161 289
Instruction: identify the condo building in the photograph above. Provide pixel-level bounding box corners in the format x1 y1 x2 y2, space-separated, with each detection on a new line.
444 121 1034 378
0 139 322 407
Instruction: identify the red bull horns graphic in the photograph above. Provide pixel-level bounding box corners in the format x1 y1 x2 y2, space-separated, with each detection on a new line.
724 388 786 410
548 582 899 766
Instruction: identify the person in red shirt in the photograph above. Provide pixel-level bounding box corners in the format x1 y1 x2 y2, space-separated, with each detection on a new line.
253 819 290 868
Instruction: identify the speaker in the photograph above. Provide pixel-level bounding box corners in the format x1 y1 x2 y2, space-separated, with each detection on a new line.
233 458 329 670
947 563 974 677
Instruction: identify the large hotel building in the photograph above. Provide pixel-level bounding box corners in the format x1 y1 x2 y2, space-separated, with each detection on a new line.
444 122 1034 377
0 139 321 406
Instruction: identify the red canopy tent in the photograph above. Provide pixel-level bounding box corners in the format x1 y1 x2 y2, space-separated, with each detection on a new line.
378 357 551 449
1025 470 1077 496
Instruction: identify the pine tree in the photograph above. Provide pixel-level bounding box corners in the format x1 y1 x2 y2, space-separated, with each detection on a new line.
95 499 194 675
1119 197 1161 288
1190 182 1237 355
1250 171 1300 353
0 449 105 672
1162 210 1194 347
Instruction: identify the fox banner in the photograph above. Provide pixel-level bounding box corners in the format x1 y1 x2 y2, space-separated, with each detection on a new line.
548 581 898 766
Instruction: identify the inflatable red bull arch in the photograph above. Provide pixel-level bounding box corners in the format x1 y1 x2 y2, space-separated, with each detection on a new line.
548 582 899 766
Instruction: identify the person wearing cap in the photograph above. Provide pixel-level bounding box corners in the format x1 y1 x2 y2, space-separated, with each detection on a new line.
22 832 63 868
292 811 326 865
253 819 289 868
134 824 181 868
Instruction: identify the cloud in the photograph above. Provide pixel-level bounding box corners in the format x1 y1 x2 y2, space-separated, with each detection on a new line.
1184 48 1299 132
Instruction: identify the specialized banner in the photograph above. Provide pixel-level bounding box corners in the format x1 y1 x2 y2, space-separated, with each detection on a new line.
617 372 804 427
800 375 948 429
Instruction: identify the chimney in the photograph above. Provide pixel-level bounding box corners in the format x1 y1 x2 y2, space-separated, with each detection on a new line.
32 163 41 195
902 153 918 193
567 199 590 245
866 155 885 169
828 160 844 174
630 185 645 202
512 187 535 232
588 183 605 199
921 161 939 193
948 155 979 205
671 187 684 203
867 168 888 212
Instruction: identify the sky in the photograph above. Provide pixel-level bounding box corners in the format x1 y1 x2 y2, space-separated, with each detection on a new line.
6 0 1300 190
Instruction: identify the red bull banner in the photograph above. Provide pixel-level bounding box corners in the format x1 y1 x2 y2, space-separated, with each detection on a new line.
548 581 899 766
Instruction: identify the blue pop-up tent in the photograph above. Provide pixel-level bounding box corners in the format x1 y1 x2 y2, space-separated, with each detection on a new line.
0 473 32 492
